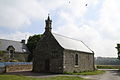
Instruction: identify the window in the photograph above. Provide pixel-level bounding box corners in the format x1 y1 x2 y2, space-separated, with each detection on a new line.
22 49 26 52
75 54 78 65
10 50 14 59
10 50 14 53
7 45 15 60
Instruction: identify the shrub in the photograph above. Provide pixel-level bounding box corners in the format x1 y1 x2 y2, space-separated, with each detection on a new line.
9 60 19 62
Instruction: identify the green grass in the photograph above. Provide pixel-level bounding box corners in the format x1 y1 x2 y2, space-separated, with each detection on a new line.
64 70 105 75
0 75 85 80
96 65 120 69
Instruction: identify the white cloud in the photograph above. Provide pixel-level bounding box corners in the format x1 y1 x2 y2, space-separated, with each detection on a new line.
0 31 33 42
55 22 118 57
93 0 120 57
0 0 120 57
0 0 98 28
0 0 47 29
55 0 120 57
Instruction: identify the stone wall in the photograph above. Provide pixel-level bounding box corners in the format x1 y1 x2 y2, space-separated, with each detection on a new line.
6 64 32 72
63 49 95 73
13 53 28 62
33 32 64 73
0 51 28 62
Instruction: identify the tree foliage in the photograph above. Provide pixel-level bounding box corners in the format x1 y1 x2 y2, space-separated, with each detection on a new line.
27 34 43 61
95 57 120 65
0 51 4 57
116 44 120 60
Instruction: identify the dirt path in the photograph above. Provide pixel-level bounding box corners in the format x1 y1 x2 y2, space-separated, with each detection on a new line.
4 69 120 80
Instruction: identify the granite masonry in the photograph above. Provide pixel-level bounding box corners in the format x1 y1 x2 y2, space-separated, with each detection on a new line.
33 16 95 73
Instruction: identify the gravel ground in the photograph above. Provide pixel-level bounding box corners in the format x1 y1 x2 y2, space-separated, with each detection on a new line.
80 69 120 80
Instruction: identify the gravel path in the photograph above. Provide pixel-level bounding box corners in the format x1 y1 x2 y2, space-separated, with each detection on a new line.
80 69 120 80
4 69 120 80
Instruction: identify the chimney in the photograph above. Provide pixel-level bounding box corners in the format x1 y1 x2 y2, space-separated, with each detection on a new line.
21 40 25 44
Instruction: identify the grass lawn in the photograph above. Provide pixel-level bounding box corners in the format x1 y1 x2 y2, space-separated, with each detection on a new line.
64 70 105 75
0 75 86 80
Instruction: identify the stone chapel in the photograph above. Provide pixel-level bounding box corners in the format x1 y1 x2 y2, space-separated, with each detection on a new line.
33 16 95 73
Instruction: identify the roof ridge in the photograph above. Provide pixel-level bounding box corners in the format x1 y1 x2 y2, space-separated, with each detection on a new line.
0 39 21 43
52 33 83 42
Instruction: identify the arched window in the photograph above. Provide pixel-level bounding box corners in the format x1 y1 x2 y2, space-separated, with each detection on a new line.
75 54 78 65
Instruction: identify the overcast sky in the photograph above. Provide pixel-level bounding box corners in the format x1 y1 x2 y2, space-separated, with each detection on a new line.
0 0 120 57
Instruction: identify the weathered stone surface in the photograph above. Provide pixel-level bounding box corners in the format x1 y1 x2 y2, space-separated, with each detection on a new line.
33 16 95 73
6 64 32 72
0 52 28 62
33 32 64 73
63 49 95 73
0 67 5 73
33 32 95 73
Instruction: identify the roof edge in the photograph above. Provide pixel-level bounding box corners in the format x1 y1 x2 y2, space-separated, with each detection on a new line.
0 39 21 43
64 49 94 54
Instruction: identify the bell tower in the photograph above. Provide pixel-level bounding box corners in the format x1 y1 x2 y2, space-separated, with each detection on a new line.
45 15 52 32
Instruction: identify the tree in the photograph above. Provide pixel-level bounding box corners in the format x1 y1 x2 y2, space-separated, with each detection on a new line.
27 34 43 61
0 51 4 56
116 44 120 60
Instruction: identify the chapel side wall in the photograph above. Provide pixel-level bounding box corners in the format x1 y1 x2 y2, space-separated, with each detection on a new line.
63 50 95 73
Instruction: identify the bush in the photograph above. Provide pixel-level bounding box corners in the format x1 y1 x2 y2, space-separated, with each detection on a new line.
97 65 120 69
9 60 19 62
0 51 4 56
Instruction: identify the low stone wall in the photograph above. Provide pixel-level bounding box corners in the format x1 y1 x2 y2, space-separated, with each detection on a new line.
0 67 6 73
6 64 32 72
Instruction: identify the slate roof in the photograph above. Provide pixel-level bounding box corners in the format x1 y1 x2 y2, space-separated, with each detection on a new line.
0 39 30 53
53 33 93 53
